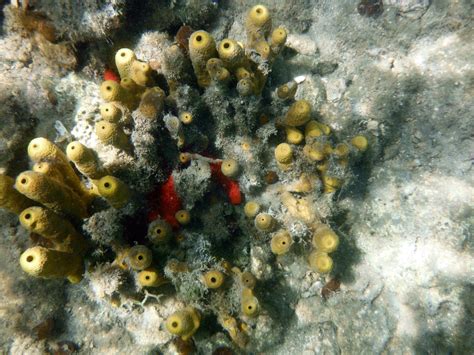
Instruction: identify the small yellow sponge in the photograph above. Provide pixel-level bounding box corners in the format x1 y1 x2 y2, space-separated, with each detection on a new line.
203 270 225 289
138 267 167 288
97 175 130 209
20 246 83 283
15 171 88 219
271 230 293 255
189 30 217 87
165 307 201 341
66 141 106 180
127 245 153 271
0 174 34 215
283 100 311 127
28 137 90 202
246 4 272 46
308 251 333 274
20 207 88 255
95 120 131 150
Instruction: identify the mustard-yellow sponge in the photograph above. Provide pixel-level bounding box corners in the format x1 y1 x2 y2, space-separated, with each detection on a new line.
138 267 167 288
277 81 297 100
283 100 311 126
246 4 272 47
271 230 293 255
127 245 153 271
100 102 122 123
148 219 172 244
270 27 287 54
312 225 339 253
165 307 201 341
221 159 239 178
218 39 246 69
308 250 333 274
351 135 368 152
241 288 260 317
95 120 131 150
20 246 83 283
97 175 130 209
255 213 275 231
237 78 255 96
15 171 88 219
130 60 152 87
32 161 64 183
240 271 257 289
28 137 90 202
19 206 88 254
189 30 217 87
203 270 225 289
0 174 34 215
175 210 191 225
66 141 106 180
244 200 260 218
115 48 137 79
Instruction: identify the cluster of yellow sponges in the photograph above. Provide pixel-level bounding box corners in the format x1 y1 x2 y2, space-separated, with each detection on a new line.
274 95 369 194
96 48 165 150
187 4 287 95
0 137 131 283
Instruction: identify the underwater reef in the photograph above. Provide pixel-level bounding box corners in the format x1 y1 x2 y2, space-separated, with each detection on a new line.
0 0 473 354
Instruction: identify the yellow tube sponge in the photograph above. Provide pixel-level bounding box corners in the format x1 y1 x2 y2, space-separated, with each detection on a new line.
206 58 230 83
351 135 368 152
334 143 350 159
218 39 246 69
165 307 201 341
130 60 152 87
97 175 130 209
321 175 342 193
270 27 287 54
312 225 339 253
115 48 137 79
0 174 34 214
95 120 130 150
100 80 127 102
32 161 64 183
254 213 275 231
148 219 172 244
28 137 90 201
20 246 83 283
244 200 260 218
138 87 165 119
203 270 225 289
283 100 311 127
277 80 297 100
241 288 259 317
127 245 153 271
254 40 271 60
15 171 88 219
274 143 293 164
308 251 333 274
246 4 272 47
221 159 239 178
303 143 325 162
179 112 193 125
285 127 304 144
189 30 217 87
66 141 106 180
271 230 293 255
175 210 191 225
19 206 88 254
240 271 256 289
237 78 255 96
138 267 167 288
